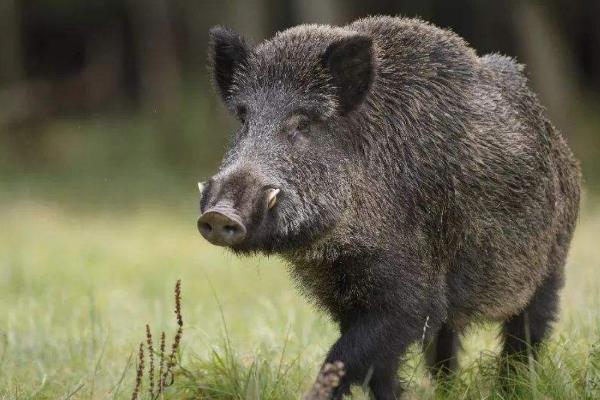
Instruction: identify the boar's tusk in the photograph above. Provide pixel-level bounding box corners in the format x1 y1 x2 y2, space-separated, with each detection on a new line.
197 181 205 193
267 188 281 209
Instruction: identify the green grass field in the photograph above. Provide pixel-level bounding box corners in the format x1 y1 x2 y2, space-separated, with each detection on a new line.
1 190 599 399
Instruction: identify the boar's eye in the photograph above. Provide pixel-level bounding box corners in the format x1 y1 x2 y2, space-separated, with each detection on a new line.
297 117 310 132
288 115 311 143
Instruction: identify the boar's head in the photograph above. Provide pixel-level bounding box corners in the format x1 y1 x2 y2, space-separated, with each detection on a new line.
198 26 375 254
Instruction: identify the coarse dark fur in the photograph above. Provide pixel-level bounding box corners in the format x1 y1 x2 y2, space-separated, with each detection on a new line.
200 16 581 399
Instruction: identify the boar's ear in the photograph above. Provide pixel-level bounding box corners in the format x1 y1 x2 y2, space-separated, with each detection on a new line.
208 26 249 102
322 34 374 114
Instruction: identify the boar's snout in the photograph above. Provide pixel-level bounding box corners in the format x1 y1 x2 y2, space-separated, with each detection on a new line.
197 169 283 248
197 206 246 246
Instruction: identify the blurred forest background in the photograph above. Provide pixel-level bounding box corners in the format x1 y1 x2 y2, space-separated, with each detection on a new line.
1 2 600 398
1 0 599 203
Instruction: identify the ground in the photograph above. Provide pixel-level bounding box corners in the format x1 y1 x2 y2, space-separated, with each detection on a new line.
1 189 599 399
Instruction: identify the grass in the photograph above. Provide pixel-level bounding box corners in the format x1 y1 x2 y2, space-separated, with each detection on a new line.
0 188 599 399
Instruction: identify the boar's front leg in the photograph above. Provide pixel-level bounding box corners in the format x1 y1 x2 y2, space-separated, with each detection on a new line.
322 314 415 399
322 261 444 399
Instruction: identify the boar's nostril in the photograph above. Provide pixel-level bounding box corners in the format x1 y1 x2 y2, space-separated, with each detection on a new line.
197 209 246 247
198 221 212 233
224 225 237 234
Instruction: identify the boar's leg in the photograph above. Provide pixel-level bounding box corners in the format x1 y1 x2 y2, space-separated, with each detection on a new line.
322 288 445 399
423 323 460 379
500 267 563 381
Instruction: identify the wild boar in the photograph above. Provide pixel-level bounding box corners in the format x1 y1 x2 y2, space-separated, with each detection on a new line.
198 16 581 399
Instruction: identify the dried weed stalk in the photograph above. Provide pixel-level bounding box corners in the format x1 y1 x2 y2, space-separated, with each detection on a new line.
131 342 145 400
130 280 183 400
